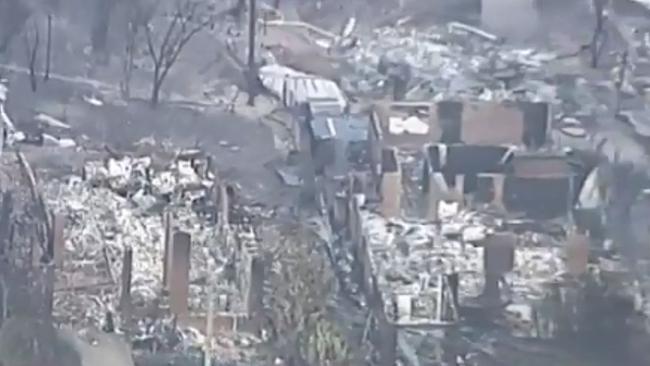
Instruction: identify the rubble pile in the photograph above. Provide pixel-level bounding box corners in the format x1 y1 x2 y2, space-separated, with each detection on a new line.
333 20 650 174
363 211 484 300
82 150 213 207
340 24 558 102
361 209 563 317
42 153 250 326
508 244 563 303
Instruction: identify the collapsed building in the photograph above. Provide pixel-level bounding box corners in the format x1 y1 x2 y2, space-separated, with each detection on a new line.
2 1 650 365
0 147 139 366
291 84 644 364
366 100 572 218
40 145 265 362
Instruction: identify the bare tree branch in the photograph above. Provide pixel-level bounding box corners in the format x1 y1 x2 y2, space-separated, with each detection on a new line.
142 0 215 106
156 11 181 63
144 25 158 65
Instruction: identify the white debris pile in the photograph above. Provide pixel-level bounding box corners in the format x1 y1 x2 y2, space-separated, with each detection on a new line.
340 24 558 101
43 174 245 326
84 153 213 201
45 177 163 292
507 245 563 303
259 64 347 113
361 208 565 316
362 211 484 303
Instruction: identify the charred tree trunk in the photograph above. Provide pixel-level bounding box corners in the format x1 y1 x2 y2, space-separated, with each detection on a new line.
24 24 39 92
29 36 38 92
590 0 607 68
121 22 137 99
151 65 162 106
144 0 214 107
44 15 52 82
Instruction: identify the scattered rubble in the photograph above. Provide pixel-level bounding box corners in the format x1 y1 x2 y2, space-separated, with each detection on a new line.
260 64 348 113
337 24 557 101
37 145 266 363
3 2 650 366
360 209 563 323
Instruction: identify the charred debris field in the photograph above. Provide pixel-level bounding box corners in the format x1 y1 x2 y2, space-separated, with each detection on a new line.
1 0 650 366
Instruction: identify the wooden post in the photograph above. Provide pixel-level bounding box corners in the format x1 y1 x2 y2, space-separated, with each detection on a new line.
120 246 133 334
49 212 65 267
163 210 172 287
170 231 191 320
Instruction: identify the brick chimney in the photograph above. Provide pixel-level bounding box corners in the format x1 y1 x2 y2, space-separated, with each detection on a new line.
380 148 401 218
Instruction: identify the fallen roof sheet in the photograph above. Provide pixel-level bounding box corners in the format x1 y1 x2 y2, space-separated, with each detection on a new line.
260 64 347 113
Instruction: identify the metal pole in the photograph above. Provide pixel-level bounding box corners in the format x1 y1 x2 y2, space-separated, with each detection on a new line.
247 0 256 106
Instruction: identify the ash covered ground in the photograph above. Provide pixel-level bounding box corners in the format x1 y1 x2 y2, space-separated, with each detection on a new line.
2 1 650 366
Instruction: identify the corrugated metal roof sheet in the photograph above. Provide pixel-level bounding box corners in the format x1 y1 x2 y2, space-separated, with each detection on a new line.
259 64 347 113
